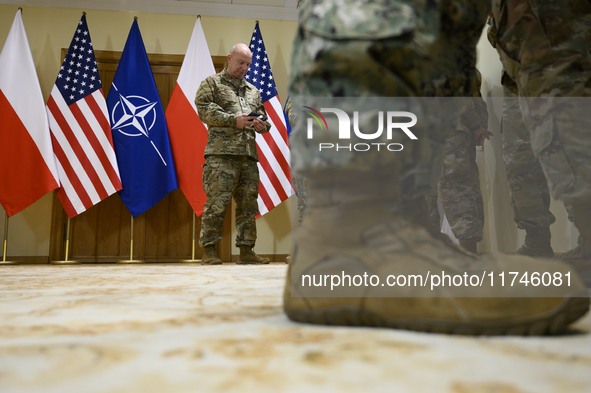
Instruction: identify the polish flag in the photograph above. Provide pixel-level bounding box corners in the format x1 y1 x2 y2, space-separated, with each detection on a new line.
0 9 60 217
166 17 216 216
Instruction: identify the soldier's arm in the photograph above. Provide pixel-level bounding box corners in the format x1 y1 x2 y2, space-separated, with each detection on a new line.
195 79 237 127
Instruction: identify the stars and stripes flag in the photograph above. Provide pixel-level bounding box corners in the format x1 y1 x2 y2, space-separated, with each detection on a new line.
0 9 60 217
46 14 122 218
245 22 293 217
166 17 215 216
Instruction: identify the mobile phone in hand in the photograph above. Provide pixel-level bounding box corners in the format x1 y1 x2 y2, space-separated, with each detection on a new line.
248 111 268 121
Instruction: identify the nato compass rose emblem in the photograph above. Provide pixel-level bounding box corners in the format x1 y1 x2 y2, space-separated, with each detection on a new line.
110 83 168 165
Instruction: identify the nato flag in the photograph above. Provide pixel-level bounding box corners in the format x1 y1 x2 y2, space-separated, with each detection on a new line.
106 19 178 217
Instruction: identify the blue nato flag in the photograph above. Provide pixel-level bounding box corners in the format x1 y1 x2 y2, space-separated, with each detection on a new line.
106 19 178 217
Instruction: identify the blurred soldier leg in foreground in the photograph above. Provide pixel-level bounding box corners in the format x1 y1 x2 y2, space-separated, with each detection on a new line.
502 78 555 257
493 0 591 285
284 0 589 335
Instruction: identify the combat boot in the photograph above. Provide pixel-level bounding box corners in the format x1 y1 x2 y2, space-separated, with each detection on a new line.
555 203 591 286
237 246 270 265
201 245 222 265
284 172 590 335
514 227 554 258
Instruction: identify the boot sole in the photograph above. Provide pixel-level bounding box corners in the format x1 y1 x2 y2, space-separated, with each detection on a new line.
236 261 271 265
285 296 590 336
201 260 222 265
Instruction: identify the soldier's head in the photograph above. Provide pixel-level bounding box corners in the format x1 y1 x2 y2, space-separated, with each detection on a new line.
227 43 252 79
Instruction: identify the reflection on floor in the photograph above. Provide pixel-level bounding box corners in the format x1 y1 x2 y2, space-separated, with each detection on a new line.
0 264 590 393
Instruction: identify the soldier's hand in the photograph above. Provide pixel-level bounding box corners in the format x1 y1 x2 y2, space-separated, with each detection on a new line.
252 118 266 131
473 127 493 146
236 113 257 129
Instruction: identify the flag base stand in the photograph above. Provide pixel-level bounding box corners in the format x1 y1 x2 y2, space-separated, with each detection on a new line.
117 216 144 264
50 217 80 265
2 212 19 265
117 259 145 264
179 212 200 263
50 260 80 265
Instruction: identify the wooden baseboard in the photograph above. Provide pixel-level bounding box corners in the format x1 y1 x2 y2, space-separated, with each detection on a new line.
1 255 290 264
3 256 50 264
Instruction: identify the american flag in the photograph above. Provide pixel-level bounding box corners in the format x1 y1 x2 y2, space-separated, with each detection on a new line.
46 14 122 218
245 22 293 217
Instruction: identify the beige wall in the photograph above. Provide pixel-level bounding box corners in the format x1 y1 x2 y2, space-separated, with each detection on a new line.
0 4 296 258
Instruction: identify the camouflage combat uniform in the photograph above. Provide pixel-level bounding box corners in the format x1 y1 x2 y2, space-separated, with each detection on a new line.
284 0 589 335
492 0 591 277
289 0 489 196
195 68 271 248
492 0 591 204
487 16 556 234
427 71 488 245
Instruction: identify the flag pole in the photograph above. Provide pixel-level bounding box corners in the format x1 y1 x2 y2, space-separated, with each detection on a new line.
180 212 199 263
118 215 144 264
1 212 18 265
51 217 80 265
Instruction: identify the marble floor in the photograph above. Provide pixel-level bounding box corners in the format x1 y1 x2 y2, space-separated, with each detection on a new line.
0 263 590 393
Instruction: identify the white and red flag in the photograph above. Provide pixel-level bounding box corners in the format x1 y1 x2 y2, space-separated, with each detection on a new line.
0 9 60 217
245 22 293 217
166 17 216 216
46 14 122 218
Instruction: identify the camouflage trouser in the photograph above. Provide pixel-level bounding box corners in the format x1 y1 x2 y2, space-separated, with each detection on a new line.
289 0 487 200
426 131 484 241
493 0 591 205
502 82 555 230
199 155 259 248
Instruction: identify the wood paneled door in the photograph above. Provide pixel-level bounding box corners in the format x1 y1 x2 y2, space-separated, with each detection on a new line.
49 50 229 263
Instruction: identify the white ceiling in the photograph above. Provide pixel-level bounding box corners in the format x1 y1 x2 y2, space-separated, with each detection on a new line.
0 0 299 21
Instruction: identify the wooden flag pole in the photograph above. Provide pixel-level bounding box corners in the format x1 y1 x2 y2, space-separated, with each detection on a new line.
1 212 18 265
51 217 80 265
180 212 199 263
118 215 144 264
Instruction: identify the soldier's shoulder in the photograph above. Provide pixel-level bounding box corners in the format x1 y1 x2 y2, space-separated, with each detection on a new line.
243 79 262 97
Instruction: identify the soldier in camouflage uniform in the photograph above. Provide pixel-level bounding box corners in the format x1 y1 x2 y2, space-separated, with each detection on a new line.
487 16 555 258
195 43 272 265
283 0 589 335
427 70 491 254
492 0 591 284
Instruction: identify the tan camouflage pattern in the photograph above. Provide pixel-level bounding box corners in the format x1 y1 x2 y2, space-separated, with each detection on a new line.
195 68 271 161
199 155 260 248
492 0 591 204
288 0 489 201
